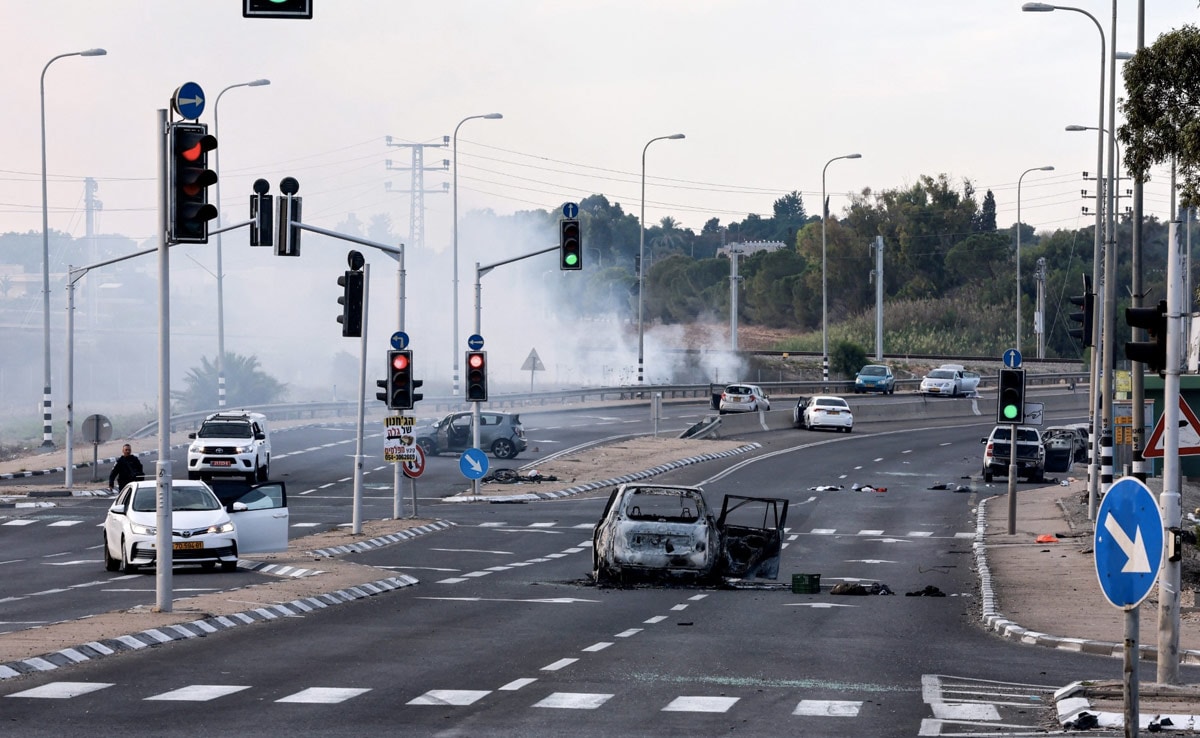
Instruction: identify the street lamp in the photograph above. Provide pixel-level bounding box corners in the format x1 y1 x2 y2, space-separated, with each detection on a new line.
1016 165 1054 354
39 47 105 448
820 153 861 385
213 78 269 408
637 133 685 387
452 113 502 395
1022 1 1107 521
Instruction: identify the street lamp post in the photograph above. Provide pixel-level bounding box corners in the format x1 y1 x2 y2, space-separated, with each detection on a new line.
39 47 106 448
213 79 269 408
1022 1 1107 519
452 113 502 395
637 133 685 387
820 153 861 386
1016 165 1055 354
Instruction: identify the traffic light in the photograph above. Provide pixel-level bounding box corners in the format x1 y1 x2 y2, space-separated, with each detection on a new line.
559 218 582 270
275 194 301 256
250 179 273 247
1125 299 1168 373
243 0 313 18
411 377 424 406
168 123 218 244
997 368 1025 424
337 270 364 337
1067 291 1095 347
466 350 488 402
375 378 387 405
387 350 413 410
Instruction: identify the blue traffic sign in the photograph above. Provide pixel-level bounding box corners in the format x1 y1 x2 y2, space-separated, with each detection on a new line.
459 448 489 480
467 333 484 351
562 202 579 219
390 331 409 350
173 82 206 120
1003 348 1022 369
1094 476 1164 609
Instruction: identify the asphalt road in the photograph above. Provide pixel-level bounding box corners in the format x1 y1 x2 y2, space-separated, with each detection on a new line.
5 394 1164 736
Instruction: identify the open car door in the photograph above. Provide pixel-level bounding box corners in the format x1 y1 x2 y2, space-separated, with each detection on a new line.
212 480 290 554
716 494 789 579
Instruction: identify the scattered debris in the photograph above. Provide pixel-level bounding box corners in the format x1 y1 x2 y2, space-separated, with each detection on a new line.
829 582 894 595
928 482 971 492
1035 534 1059 544
1064 711 1098 730
482 468 560 484
850 483 887 493
905 585 946 597
809 484 843 491
1148 716 1174 732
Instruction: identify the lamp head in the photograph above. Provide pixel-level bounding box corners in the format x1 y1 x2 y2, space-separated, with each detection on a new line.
1021 2 1056 11
484 113 503 120
1065 125 1089 132
668 133 685 140
80 48 107 56
1039 166 1055 171
1115 51 1134 61
249 79 270 87
845 153 862 160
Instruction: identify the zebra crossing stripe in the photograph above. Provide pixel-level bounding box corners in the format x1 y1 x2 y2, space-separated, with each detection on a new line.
407 689 490 706
533 692 613 709
277 687 371 704
8 681 111 699
663 695 739 712
146 685 250 701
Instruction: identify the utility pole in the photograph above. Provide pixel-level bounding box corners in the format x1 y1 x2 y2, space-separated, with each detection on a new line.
870 236 884 361
1035 257 1046 360
384 136 449 252
84 177 101 334
728 245 742 351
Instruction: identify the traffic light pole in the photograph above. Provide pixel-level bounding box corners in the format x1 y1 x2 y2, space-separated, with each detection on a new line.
471 244 559 494
1158 218 1185 684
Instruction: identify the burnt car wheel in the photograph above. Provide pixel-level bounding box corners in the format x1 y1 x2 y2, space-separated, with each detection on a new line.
492 438 518 459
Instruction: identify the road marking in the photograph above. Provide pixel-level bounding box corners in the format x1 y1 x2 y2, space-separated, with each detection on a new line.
47 521 82 527
499 678 537 691
432 548 513 555
408 689 489 706
146 685 250 701
645 615 667 624
858 530 884 535
582 642 612 652
8 682 112 698
2 520 36 526
793 699 862 716
663 696 739 712
615 628 641 637
541 658 578 671
785 603 857 609
533 692 612 709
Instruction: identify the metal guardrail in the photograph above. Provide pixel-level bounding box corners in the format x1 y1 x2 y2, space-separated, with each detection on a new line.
131 371 1088 439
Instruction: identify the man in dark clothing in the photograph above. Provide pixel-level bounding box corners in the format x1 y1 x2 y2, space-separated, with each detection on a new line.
109 444 145 491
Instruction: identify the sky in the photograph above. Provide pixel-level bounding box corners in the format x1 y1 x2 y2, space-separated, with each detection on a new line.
1 1 1197 413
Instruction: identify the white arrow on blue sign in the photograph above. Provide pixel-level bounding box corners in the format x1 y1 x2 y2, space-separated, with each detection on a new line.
459 447 489 480
173 81 206 120
1094 476 1164 609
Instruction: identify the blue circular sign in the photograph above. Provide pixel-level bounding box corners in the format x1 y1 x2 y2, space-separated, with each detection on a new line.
467 334 484 350
1094 477 1164 609
562 202 579 219
391 331 409 350
1003 348 1022 369
173 82 206 120
459 448 489 480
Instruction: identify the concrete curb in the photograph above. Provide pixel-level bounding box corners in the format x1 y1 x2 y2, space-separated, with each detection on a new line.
0 519 458 683
444 443 762 503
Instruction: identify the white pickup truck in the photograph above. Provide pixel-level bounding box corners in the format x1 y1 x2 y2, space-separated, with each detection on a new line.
919 364 981 396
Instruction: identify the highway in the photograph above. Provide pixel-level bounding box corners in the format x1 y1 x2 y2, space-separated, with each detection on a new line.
0 393 1120 736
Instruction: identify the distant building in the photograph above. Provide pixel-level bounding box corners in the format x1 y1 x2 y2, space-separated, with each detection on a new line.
716 240 787 259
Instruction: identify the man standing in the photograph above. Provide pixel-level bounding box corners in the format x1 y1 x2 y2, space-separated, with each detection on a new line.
108 444 145 492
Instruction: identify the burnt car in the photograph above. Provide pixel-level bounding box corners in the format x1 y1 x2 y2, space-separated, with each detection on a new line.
592 483 789 585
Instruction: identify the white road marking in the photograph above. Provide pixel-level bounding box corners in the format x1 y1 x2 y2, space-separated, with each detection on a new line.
582 642 612 652
146 685 250 701
663 696 739 712
499 678 537 691
8 682 112 698
407 689 489 706
615 628 642 638
533 692 612 709
541 658 578 671
645 616 667 624
47 521 82 527
794 699 862 716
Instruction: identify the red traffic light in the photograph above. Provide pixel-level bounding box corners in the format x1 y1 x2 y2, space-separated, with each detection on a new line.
392 352 410 371
467 352 484 370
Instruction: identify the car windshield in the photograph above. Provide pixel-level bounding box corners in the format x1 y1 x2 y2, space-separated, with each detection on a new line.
198 422 253 439
725 386 753 395
1016 429 1040 442
622 486 706 522
928 370 954 379
861 366 886 376
130 486 220 512
815 398 848 409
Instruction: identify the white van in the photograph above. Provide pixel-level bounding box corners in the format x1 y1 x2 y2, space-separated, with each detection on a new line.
186 411 272 482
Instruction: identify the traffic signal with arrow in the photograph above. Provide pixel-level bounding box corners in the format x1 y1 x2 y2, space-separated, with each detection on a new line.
997 368 1025 424
559 218 581 270
168 123 218 243
466 351 488 402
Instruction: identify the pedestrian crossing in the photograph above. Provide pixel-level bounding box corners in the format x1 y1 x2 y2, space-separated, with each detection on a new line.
7 678 866 719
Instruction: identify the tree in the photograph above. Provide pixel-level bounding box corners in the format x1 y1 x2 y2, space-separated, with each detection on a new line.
174 353 287 412
1120 25 1200 209
974 190 997 232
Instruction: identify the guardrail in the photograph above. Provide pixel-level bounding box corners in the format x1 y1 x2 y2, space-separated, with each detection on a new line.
130 371 1087 439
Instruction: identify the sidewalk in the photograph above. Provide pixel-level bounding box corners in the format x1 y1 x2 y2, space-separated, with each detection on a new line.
979 478 1200 731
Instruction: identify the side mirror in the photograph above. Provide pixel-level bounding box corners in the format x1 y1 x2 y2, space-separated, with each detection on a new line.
110 503 127 514
188 432 197 439
232 501 249 512
255 432 265 440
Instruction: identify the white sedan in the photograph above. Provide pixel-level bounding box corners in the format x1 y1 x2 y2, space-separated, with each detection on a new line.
103 479 289 573
794 395 854 433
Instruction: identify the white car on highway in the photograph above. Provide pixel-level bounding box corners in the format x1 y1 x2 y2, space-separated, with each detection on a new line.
919 364 980 396
794 395 854 432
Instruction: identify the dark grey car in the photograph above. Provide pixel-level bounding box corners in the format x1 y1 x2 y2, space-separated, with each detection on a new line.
414 411 527 459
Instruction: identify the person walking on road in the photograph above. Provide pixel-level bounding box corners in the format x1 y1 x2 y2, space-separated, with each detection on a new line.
109 444 145 492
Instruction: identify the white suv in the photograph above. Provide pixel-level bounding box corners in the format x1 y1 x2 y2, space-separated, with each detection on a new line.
187 412 271 483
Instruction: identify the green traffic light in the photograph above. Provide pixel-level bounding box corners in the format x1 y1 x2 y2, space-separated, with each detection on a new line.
564 253 578 267
1002 404 1018 420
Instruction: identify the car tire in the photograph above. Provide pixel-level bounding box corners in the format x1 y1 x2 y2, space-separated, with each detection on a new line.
257 459 269 483
120 538 139 574
844 426 853 433
221 560 238 573
201 562 216 570
492 438 518 460
103 534 120 572
983 468 994 483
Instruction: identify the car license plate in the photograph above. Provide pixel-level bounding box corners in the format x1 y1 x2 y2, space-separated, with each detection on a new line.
211 460 232 466
173 541 203 550
827 410 840 415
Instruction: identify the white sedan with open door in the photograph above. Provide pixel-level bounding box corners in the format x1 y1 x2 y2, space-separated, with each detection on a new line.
103 479 289 574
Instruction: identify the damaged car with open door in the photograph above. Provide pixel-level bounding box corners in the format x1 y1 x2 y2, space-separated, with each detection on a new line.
592 483 788 585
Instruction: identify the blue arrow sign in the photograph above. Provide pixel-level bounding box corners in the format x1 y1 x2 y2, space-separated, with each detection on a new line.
1094 476 1164 609
1003 348 1022 369
173 82 206 120
390 331 409 350
459 448 489 480
467 334 484 351
562 202 579 219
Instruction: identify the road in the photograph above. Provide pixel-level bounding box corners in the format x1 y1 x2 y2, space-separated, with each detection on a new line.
3 393 1147 736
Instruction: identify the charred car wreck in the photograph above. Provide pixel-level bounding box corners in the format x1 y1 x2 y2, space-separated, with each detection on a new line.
592 483 789 585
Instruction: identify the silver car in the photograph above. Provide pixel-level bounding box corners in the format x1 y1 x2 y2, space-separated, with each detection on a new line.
718 384 771 414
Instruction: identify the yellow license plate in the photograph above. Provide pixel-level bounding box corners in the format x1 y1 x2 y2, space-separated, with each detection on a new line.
174 541 204 550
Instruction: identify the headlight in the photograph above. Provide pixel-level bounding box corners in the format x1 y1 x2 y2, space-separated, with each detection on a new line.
188 442 200 452
206 522 235 534
130 522 156 535
234 445 252 454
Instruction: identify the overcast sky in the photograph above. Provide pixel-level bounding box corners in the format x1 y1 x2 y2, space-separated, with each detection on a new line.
3 1 1197 249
